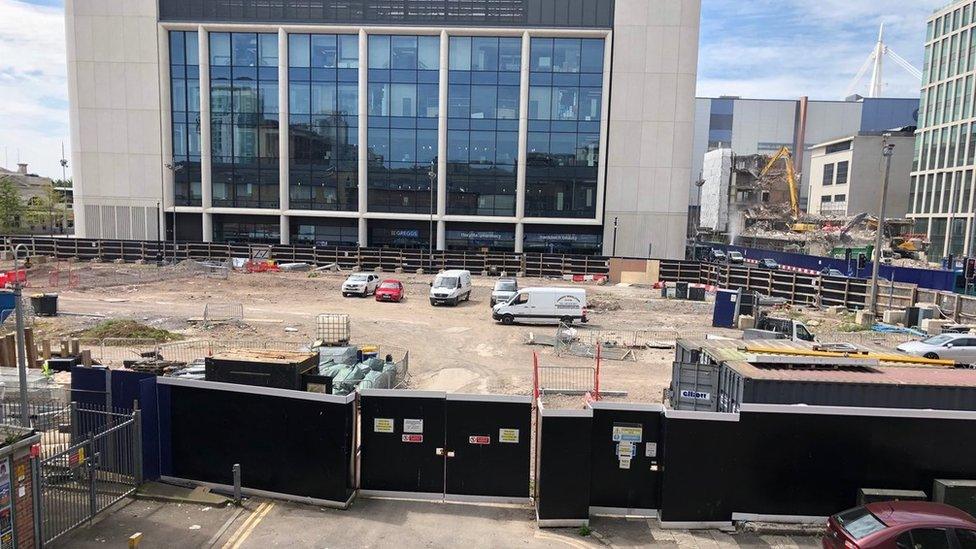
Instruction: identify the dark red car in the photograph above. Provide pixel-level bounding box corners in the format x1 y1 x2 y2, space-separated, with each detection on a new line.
374 279 404 302
824 501 976 549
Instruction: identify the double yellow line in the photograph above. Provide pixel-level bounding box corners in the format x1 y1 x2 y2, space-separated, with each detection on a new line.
221 501 275 549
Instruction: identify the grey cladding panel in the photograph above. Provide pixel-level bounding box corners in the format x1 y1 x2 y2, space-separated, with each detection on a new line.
158 0 614 28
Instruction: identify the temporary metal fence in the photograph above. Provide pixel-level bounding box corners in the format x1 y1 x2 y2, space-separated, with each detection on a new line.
38 405 141 546
202 302 244 326
6 236 610 278
155 338 309 365
44 260 224 291
532 352 597 397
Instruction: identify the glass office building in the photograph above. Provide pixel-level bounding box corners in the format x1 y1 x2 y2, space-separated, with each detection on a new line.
69 0 701 258
911 0 976 258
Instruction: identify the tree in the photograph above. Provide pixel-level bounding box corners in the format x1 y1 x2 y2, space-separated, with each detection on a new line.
25 182 68 234
0 177 24 231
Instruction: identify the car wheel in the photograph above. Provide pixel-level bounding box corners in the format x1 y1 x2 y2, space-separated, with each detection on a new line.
429 299 436 306
560 316 573 325
501 314 514 325
923 352 940 359
342 292 348 298
451 297 459 307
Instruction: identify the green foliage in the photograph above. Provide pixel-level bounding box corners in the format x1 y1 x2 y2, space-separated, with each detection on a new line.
0 177 24 230
578 525 592 537
837 322 870 333
77 320 183 342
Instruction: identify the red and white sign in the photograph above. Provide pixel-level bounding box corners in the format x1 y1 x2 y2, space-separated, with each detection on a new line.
468 435 491 445
401 434 423 443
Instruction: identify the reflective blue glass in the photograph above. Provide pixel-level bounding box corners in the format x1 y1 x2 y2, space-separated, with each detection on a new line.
170 31 202 206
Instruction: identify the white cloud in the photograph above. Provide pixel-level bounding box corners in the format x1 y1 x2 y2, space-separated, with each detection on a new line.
0 0 68 179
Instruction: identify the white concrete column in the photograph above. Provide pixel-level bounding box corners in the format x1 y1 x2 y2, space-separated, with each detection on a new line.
514 31 530 253
357 29 368 247
436 30 449 251
594 31 613 225
199 27 214 242
437 220 446 250
279 28 290 244
279 215 290 244
158 29 173 239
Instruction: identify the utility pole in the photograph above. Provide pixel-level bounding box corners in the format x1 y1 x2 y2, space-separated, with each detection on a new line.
427 160 436 273
11 244 30 427
611 217 618 257
694 173 705 242
869 134 895 315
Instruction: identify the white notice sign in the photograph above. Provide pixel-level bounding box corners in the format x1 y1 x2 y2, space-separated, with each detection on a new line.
403 419 424 434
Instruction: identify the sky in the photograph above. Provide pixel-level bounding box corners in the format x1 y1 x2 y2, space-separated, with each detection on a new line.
0 0 951 179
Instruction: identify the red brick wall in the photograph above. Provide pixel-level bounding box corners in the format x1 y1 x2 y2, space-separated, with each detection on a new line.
12 454 34 549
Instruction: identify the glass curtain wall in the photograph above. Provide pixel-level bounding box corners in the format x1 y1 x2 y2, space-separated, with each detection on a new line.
446 36 520 216
288 34 359 211
170 31 202 206
526 38 604 218
366 35 440 213
210 32 280 208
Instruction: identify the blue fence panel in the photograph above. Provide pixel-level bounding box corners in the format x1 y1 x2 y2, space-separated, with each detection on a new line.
140 377 160 480
712 244 955 291
70 366 107 408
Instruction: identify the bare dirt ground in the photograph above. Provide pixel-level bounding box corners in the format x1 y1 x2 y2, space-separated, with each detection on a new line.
11 260 910 407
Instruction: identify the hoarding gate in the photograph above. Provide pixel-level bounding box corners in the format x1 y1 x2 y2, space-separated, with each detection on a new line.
359 390 531 503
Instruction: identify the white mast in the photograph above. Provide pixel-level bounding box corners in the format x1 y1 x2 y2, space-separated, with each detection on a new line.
868 24 885 98
845 23 922 99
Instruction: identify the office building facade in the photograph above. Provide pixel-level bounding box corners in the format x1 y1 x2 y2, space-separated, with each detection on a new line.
910 0 976 259
65 0 700 258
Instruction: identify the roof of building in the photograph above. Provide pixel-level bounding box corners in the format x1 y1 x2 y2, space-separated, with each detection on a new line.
0 166 55 200
810 130 916 151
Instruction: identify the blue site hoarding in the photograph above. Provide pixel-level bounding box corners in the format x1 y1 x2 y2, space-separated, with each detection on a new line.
710 244 956 291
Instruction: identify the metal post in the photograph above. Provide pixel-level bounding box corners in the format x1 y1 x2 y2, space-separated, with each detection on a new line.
611 217 618 257
428 160 436 273
232 463 242 504
870 135 895 315
11 244 29 427
133 404 143 485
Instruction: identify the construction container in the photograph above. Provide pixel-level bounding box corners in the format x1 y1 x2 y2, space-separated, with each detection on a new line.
205 350 318 390
716 360 976 412
687 286 706 302
933 479 976 516
670 360 720 411
30 293 58 316
712 290 738 328
675 282 688 300
316 313 351 346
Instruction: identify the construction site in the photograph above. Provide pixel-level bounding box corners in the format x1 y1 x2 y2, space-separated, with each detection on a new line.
697 145 929 265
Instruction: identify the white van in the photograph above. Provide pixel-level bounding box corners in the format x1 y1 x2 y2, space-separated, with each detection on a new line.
429 269 472 306
492 287 588 325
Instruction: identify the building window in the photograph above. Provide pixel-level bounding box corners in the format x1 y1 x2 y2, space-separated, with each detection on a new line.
446 36 521 217
368 219 432 249
526 37 604 219
820 195 832 203
445 222 515 251
366 35 440 214
210 32 280 208
170 31 202 207
523 224 603 255
822 163 834 186
290 217 359 247
288 34 359 211
834 194 846 202
835 161 849 185
213 214 280 244
825 141 851 154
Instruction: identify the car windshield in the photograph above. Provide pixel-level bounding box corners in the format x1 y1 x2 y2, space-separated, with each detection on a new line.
922 334 955 345
380 282 398 289
495 281 517 292
348 275 367 282
434 277 458 289
835 507 887 540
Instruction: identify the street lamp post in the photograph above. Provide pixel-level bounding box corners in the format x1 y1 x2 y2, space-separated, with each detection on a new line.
163 162 184 264
694 173 706 242
612 217 618 257
427 160 436 273
869 134 895 315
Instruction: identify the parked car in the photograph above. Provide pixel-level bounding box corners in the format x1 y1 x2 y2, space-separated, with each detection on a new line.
757 258 779 270
727 251 745 264
897 333 976 362
821 268 847 277
492 287 588 325
711 249 727 262
342 273 380 297
753 315 815 342
375 279 404 303
823 501 976 549
429 269 472 306
490 278 519 307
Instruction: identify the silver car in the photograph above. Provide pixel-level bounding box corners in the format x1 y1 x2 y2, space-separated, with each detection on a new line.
896 333 976 363
490 278 518 307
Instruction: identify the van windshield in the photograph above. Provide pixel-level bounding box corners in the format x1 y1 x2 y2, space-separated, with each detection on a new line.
434 277 458 289
495 281 517 292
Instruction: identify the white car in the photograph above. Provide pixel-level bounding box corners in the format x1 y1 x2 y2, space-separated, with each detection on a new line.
342 273 380 297
896 333 976 363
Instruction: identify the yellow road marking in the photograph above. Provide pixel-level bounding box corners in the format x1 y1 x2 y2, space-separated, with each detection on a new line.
228 502 275 549
221 502 267 549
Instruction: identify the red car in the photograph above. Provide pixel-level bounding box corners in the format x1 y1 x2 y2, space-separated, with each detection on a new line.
374 279 404 302
824 501 976 549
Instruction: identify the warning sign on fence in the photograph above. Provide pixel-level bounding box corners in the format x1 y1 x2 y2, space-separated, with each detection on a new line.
401 434 423 443
403 419 424 434
468 435 491 445
611 423 642 443
373 418 394 433
68 448 85 467
498 428 519 444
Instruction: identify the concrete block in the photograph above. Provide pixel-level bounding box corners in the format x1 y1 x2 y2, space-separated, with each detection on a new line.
415 268 424 275
826 305 847 316
738 315 755 330
882 310 906 325
921 319 949 335
855 310 875 328
516 271 525 278
394 267 403 274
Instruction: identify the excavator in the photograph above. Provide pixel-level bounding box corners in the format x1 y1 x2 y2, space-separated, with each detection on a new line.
758 146 818 232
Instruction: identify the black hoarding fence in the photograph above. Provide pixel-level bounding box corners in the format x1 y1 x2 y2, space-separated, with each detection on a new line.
535 401 592 527
157 377 356 507
6 236 609 279
588 402 663 517
359 389 532 503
